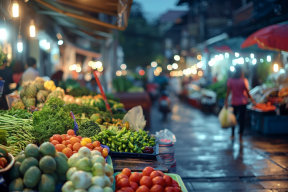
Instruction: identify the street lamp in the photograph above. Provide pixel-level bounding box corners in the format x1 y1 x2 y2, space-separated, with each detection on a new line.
273 63 279 72
30 20 36 37
174 55 180 61
120 64 127 70
151 61 157 67
12 1 19 18
267 55 272 62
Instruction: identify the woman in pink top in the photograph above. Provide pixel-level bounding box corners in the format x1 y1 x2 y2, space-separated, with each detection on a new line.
225 66 256 141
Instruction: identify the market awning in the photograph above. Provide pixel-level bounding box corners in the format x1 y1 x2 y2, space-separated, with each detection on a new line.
31 0 133 30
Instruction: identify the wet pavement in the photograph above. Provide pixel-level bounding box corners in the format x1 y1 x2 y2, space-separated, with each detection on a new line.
149 98 288 191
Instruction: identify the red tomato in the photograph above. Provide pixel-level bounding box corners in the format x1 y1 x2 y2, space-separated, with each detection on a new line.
139 173 143 178
121 187 134 192
164 187 174 192
163 175 173 187
173 187 181 192
76 136 82 140
150 185 164 192
172 180 178 185
52 135 62 143
135 185 149 192
61 134 67 140
157 171 165 176
152 176 165 187
150 171 162 179
143 166 154 176
117 178 130 188
122 168 132 177
117 173 129 182
49 137 53 142
129 172 141 183
129 181 139 191
116 191 123 192
140 176 152 188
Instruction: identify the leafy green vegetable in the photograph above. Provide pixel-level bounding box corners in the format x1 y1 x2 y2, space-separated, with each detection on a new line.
0 109 32 119
32 98 73 143
65 104 99 118
78 121 101 138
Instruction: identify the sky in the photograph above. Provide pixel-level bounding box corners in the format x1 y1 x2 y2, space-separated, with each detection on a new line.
134 0 188 20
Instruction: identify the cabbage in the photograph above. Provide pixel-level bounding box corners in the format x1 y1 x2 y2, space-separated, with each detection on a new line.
91 176 105 188
103 175 111 187
78 147 91 158
104 164 113 177
76 157 93 172
91 155 105 167
71 171 92 189
62 181 75 192
67 167 78 181
91 150 102 157
74 189 87 192
68 154 82 167
92 163 104 177
103 187 113 192
87 185 103 192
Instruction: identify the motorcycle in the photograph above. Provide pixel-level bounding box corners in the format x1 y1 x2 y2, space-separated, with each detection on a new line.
158 90 171 121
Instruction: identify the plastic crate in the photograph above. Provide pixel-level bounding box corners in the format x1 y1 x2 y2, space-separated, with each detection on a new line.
249 108 275 131
110 144 159 159
112 172 188 192
262 116 288 134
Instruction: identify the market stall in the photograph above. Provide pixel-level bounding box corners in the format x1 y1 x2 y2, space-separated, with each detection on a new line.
0 77 186 192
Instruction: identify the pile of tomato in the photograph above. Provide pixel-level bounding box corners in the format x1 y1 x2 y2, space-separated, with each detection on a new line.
115 167 182 192
49 129 108 158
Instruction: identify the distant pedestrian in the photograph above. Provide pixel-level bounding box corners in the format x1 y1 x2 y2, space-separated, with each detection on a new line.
22 57 39 82
224 66 256 142
13 61 25 85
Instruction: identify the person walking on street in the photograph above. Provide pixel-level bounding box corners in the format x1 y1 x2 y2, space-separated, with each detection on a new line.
22 57 39 82
0 59 13 109
225 66 256 142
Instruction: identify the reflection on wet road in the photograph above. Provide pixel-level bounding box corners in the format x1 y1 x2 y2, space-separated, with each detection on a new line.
150 98 288 191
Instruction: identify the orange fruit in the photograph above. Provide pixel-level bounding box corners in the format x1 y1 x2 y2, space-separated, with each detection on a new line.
67 144 73 151
70 137 80 145
67 130 75 136
51 140 60 146
49 137 53 142
61 134 67 140
55 144 66 152
93 141 101 148
66 135 72 141
102 148 108 158
65 140 71 145
94 147 102 153
62 141 67 146
52 135 62 143
73 143 82 152
86 143 93 149
62 147 73 158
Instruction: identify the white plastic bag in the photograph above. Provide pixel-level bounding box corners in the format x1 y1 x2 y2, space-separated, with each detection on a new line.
218 107 237 128
156 129 176 143
122 106 146 131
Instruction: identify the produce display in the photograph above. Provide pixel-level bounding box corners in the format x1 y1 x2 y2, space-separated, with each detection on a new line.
206 79 227 100
49 129 108 159
32 98 74 144
12 78 62 109
62 146 114 192
91 127 156 153
0 114 35 156
115 167 182 192
0 146 10 169
8 142 69 192
252 102 276 112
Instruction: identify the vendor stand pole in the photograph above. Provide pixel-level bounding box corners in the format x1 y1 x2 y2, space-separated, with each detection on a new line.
93 71 113 115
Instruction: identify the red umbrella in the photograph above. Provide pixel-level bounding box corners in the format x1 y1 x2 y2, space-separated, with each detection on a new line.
241 24 288 52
